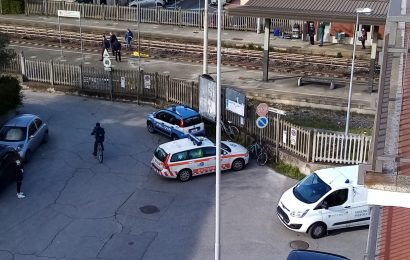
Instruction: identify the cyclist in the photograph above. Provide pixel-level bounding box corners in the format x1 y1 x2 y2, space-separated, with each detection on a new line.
91 122 105 156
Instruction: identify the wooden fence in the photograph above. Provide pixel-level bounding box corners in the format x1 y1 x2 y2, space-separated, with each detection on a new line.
2 54 371 165
25 0 304 33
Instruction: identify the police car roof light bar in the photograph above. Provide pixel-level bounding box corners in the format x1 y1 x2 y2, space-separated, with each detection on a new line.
188 134 202 146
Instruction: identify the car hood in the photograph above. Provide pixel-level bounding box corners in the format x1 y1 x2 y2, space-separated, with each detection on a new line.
279 188 312 212
0 141 24 150
221 141 247 154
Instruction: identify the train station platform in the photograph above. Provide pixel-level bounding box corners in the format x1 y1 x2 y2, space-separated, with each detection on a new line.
0 14 377 113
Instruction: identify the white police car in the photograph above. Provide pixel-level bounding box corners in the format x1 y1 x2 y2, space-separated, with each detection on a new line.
146 105 205 140
151 134 249 182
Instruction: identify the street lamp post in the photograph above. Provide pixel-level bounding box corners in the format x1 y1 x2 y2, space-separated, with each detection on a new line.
345 7 372 135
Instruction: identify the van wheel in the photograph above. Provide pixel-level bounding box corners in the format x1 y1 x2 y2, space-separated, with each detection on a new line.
178 169 192 182
309 222 327 239
231 159 245 171
147 122 155 133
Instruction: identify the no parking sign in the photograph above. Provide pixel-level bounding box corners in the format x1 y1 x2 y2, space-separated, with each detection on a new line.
256 116 268 129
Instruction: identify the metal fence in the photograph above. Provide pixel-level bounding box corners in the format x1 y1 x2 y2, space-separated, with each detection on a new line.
25 0 304 33
2 54 371 165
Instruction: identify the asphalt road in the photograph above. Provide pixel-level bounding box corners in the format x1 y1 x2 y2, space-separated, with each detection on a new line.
0 90 368 260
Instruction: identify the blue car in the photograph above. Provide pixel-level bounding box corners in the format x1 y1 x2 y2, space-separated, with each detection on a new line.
147 105 205 140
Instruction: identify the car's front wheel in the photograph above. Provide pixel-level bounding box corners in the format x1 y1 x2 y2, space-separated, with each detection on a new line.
24 150 32 163
42 131 49 144
178 169 192 182
309 222 327 239
231 158 245 171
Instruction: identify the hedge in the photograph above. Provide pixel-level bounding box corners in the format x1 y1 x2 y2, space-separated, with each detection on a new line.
1 0 25 14
0 76 23 115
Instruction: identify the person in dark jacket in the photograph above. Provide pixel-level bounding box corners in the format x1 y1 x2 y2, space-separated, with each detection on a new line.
360 28 367 49
100 35 110 61
112 40 122 62
15 159 25 199
308 22 315 45
124 28 133 50
91 122 105 156
109 32 117 55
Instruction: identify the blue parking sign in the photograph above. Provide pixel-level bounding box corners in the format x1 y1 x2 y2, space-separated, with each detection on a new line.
256 116 268 129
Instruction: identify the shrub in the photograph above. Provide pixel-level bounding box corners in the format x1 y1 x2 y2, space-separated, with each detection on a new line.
272 160 305 180
336 52 343 58
0 76 23 115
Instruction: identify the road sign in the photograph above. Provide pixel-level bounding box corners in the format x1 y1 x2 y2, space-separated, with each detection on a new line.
58 10 80 18
268 107 286 115
290 128 297 145
256 103 269 117
103 49 110 58
103 57 111 68
121 77 125 88
256 116 268 129
144 75 151 89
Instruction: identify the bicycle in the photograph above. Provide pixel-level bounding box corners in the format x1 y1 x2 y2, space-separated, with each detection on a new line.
221 120 240 141
96 142 104 163
248 142 275 166
256 144 275 166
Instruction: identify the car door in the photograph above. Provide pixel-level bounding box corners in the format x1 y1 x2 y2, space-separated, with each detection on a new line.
202 146 217 173
317 188 350 231
153 112 170 135
34 118 46 142
187 148 207 176
27 120 40 151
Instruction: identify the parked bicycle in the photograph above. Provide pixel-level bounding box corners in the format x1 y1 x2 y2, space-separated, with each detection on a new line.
221 120 240 141
248 142 275 166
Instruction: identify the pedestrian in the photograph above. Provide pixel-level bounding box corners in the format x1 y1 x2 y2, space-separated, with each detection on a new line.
109 32 117 56
100 35 110 61
318 22 325 46
112 40 122 62
15 158 25 199
360 28 367 49
124 28 133 51
308 22 315 45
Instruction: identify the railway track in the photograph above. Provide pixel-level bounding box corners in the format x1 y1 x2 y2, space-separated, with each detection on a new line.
0 24 374 80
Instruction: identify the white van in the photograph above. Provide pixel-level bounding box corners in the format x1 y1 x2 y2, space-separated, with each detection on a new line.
276 165 370 239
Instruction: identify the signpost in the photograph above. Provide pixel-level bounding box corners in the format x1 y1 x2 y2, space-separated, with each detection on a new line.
102 49 113 101
57 10 83 60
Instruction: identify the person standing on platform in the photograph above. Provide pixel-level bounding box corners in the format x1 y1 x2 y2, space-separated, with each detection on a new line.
100 35 110 61
308 22 315 45
113 40 122 62
124 28 134 51
109 32 117 56
318 22 325 46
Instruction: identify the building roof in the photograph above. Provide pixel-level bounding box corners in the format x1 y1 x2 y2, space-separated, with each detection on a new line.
226 0 389 25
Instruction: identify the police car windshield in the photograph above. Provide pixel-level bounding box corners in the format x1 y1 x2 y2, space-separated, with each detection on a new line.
293 173 331 204
154 147 167 162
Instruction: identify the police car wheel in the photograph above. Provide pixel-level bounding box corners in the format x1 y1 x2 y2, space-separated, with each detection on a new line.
147 122 155 133
231 159 245 171
309 222 327 239
178 169 192 182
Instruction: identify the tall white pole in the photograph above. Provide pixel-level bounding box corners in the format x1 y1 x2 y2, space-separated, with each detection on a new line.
215 0 222 259
58 16 63 57
345 13 359 135
138 1 141 71
203 0 208 74
79 16 84 61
